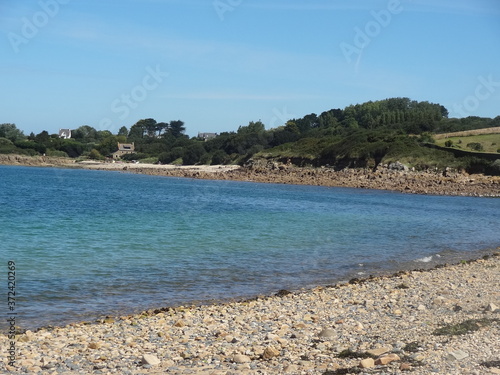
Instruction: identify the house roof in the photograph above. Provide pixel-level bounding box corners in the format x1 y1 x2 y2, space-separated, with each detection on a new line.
117 143 134 151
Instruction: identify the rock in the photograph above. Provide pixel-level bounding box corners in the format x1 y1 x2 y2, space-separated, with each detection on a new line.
446 350 469 361
375 353 401 365
367 346 391 357
283 364 298 373
417 304 426 311
88 342 101 349
411 353 425 361
318 328 336 338
232 354 251 363
400 362 412 371
263 346 280 359
433 296 447 305
486 303 498 312
388 161 409 171
359 358 375 368
142 354 161 366
174 319 186 327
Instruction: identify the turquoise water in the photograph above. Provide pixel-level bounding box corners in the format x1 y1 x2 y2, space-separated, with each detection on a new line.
1 165 499 330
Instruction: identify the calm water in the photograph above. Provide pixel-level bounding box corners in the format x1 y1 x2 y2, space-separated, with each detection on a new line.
1 165 499 330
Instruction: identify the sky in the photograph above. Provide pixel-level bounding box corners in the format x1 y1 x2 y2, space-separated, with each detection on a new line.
1 0 499 138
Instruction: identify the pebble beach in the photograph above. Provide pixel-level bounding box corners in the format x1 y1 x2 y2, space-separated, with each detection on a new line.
2 253 499 374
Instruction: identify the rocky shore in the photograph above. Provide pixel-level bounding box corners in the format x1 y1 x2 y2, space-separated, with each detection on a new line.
1 253 499 374
83 159 500 197
2 154 500 196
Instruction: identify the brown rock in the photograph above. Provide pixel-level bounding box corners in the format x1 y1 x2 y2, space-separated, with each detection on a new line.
263 346 280 360
375 353 400 365
400 362 412 371
88 342 101 349
367 346 391 357
174 319 186 327
359 358 375 368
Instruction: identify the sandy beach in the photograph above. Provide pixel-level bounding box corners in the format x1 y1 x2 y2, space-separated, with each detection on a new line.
1 253 499 374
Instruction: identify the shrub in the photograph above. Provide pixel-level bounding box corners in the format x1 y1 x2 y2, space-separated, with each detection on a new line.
466 142 483 151
444 140 453 147
211 150 231 165
88 149 104 160
121 153 149 161
46 150 69 157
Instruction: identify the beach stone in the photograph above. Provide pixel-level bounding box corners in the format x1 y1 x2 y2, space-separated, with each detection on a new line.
433 296 447 305
367 346 391 357
446 349 469 361
486 303 498 312
283 364 298 373
263 346 280 359
142 354 161 366
232 354 251 363
174 319 187 327
318 328 336 338
88 342 101 349
375 353 400 365
359 358 375 368
400 362 412 371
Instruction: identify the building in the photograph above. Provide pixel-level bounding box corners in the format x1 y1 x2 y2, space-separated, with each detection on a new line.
112 143 135 159
59 129 72 139
198 132 218 141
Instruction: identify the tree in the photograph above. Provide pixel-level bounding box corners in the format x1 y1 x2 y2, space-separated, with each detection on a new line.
128 122 145 140
169 120 185 137
129 119 157 139
0 123 25 142
183 143 206 165
72 125 98 143
237 120 265 135
156 122 169 137
118 126 129 137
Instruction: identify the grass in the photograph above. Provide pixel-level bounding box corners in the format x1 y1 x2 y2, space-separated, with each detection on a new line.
435 133 500 153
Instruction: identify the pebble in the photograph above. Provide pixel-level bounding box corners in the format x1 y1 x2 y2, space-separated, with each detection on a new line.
359 358 375 368
141 354 161 366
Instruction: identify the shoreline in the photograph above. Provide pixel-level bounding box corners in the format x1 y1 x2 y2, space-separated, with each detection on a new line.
1 154 500 197
1 252 499 374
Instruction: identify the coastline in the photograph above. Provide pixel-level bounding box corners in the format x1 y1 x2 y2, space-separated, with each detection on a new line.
2 253 499 374
1 154 500 197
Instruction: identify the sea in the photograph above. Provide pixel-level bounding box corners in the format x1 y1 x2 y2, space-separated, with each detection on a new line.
1 165 499 331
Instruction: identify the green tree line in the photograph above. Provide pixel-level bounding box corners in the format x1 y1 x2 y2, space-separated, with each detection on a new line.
1 97 499 173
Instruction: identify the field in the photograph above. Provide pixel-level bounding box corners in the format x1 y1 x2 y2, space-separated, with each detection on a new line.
435 133 500 153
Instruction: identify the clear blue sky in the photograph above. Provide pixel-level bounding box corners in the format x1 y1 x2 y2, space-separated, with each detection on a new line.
1 0 499 137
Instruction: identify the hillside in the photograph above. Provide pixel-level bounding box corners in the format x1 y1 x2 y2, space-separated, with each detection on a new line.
2 98 500 175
